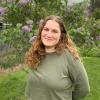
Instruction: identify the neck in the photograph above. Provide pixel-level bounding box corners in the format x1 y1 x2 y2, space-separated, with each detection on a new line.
45 47 55 53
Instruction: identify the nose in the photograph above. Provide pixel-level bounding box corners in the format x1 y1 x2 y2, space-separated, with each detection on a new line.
46 30 52 37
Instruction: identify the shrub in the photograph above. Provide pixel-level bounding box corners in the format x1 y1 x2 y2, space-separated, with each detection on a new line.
0 52 24 69
79 47 100 57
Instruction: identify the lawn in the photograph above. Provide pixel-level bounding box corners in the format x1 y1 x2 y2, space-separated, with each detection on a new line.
0 69 28 100
0 57 100 100
83 57 100 100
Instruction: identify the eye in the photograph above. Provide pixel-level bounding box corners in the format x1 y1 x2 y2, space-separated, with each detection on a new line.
43 28 49 31
52 29 58 33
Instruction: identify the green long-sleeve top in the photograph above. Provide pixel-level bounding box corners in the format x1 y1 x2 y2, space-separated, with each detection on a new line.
25 50 90 100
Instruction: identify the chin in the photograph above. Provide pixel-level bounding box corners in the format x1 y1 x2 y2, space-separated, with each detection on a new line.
42 42 54 47
42 40 57 47
44 44 54 47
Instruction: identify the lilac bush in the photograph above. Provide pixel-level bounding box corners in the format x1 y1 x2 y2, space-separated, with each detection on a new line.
18 0 31 6
16 23 22 28
96 36 100 40
29 36 37 44
26 20 33 29
0 7 6 16
21 25 32 33
26 20 33 25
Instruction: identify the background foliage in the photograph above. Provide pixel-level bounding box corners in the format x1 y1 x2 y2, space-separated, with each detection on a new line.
0 0 100 68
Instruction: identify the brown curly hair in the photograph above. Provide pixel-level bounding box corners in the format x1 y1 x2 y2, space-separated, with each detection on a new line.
26 15 80 69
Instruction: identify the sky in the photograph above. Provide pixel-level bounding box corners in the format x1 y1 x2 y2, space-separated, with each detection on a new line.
67 0 84 5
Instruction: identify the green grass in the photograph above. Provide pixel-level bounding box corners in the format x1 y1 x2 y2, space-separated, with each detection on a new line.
83 57 100 100
0 57 100 100
0 70 28 100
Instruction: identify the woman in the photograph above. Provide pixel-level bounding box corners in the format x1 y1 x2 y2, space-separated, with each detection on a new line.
25 15 90 100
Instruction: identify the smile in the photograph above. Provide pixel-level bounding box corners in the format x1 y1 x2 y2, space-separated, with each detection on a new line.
43 37 54 41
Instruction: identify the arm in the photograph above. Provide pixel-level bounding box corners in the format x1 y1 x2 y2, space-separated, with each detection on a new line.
66 51 90 100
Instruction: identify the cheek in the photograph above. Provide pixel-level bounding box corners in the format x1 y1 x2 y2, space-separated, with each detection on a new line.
56 33 61 42
41 31 47 44
41 31 46 38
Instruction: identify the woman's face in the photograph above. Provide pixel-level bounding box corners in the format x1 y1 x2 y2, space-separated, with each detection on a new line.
41 20 61 49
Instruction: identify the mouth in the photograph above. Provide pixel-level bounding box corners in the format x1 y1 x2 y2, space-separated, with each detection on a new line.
43 37 54 41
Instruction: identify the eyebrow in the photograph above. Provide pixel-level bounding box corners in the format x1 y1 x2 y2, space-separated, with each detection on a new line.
43 26 59 30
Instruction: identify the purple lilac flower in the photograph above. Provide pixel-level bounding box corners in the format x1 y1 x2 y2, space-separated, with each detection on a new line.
96 36 100 40
29 36 37 44
0 7 6 15
21 25 32 33
28 24 33 29
26 20 33 29
18 0 31 5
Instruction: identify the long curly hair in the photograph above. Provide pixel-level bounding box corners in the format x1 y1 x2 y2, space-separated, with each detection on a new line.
26 15 80 69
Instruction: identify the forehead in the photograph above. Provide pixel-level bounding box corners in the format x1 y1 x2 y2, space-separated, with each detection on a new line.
44 20 60 29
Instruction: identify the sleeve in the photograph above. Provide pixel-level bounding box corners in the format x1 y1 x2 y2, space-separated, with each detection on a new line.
66 51 90 100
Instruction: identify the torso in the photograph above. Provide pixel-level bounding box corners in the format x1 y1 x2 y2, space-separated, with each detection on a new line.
25 51 73 100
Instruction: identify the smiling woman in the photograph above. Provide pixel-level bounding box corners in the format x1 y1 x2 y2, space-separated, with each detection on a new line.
25 15 90 100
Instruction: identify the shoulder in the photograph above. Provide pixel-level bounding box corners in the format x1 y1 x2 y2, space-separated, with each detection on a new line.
64 49 83 71
64 49 81 62
64 49 76 61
